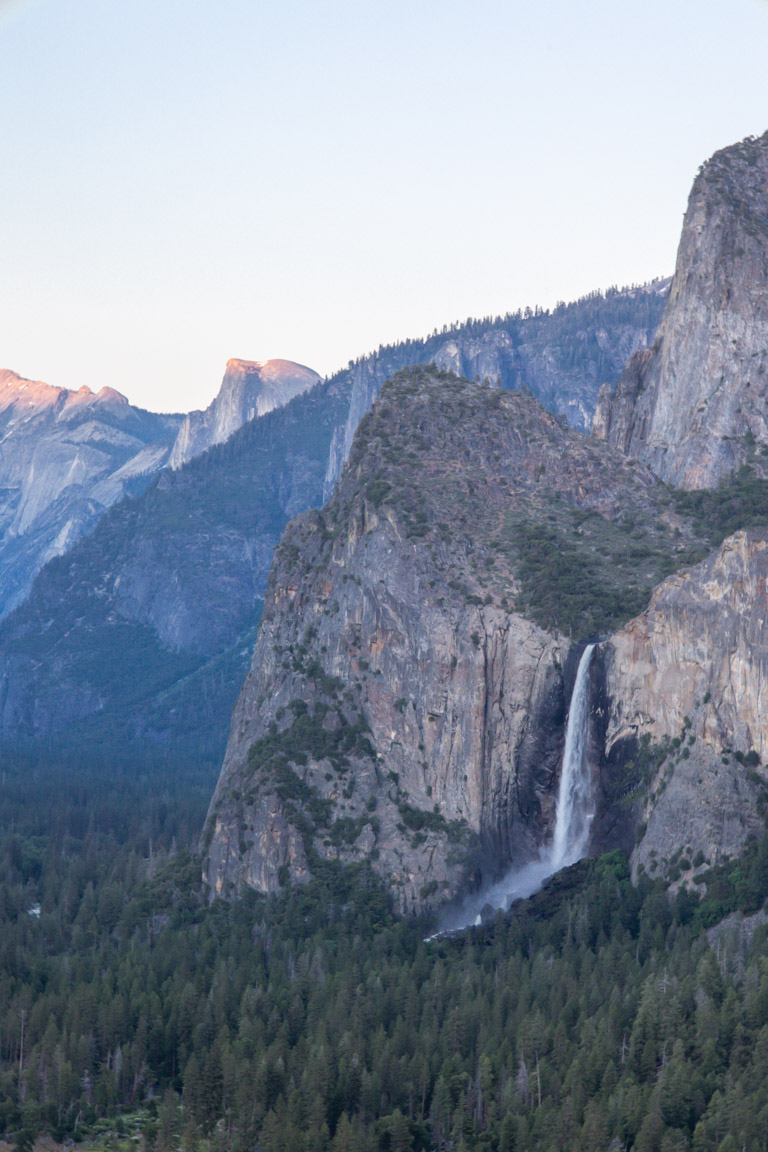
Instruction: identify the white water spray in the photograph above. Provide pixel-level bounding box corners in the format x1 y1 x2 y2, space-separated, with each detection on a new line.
550 642 596 871
435 644 597 935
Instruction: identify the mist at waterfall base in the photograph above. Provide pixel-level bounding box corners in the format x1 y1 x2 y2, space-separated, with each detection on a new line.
436 644 597 936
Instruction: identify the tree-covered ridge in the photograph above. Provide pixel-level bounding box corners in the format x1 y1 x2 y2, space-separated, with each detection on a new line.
4 749 768 1152
345 281 668 419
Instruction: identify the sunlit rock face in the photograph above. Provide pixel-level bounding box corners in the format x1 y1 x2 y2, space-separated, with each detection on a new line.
600 529 768 882
593 132 768 489
169 358 321 469
0 369 181 619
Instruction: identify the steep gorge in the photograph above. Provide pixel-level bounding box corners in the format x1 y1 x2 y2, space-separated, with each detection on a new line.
0 375 352 758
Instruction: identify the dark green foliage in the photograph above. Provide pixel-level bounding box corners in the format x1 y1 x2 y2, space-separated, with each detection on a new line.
695 834 768 921
671 465 768 548
6 745 768 1151
397 802 469 845
247 703 374 781
236 703 376 849
501 505 700 637
501 463 768 636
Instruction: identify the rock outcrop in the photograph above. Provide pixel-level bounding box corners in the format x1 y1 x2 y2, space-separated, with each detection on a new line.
0 369 181 619
593 133 768 488
599 529 768 883
203 367 692 913
169 358 320 469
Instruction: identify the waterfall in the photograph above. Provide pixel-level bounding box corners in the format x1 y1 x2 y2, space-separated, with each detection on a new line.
550 643 596 870
434 643 597 936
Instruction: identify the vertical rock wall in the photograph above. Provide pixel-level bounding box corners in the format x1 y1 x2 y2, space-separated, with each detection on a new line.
594 133 768 488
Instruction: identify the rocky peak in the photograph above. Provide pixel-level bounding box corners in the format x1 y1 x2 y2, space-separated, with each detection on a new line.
0 371 351 757
169 357 321 468
593 132 768 488
0 369 63 417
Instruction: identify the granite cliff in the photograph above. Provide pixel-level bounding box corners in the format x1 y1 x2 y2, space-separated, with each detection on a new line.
203 367 705 912
593 133 768 488
169 358 320 469
597 528 768 886
0 369 181 619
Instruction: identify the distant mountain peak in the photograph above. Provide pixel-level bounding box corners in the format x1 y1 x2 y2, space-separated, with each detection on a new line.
169 357 321 469
0 369 130 416
225 356 310 373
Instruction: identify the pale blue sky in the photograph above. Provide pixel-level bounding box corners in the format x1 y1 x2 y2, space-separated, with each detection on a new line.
1 0 768 412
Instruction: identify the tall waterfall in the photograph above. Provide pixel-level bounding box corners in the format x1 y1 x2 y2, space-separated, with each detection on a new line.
550 643 596 870
436 643 597 934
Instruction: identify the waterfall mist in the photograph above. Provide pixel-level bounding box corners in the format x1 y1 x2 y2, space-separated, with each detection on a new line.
436 644 597 935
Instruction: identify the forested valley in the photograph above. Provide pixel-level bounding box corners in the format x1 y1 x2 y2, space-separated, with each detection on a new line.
3 752 768 1152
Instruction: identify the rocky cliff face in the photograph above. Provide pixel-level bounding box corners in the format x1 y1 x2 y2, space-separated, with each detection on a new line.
0 369 181 620
169 358 320 469
593 133 768 488
322 282 667 498
203 367 696 913
599 529 768 885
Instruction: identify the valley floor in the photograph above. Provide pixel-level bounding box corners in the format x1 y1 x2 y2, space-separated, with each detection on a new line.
4 751 768 1152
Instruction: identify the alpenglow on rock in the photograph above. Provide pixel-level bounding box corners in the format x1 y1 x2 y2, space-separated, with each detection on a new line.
169 358 321 468
593 132 768 488
203 366 700 914
0 369 181 619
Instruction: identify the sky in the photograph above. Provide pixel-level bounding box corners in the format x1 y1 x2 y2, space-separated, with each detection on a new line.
1 0 768 414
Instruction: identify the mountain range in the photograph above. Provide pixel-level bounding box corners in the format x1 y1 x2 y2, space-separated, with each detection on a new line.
4 131 768 921
0 281 665 767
